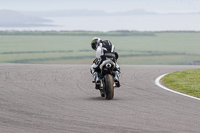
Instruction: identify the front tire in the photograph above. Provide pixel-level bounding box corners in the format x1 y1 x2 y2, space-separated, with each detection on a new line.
104 74 114 100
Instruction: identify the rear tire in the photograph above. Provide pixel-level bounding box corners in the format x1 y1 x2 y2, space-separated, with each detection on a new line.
104 74 114 100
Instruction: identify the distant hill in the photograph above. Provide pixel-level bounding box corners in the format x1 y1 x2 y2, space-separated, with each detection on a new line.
1 9 199 28
23 9 158 17
22 9 108 17
113 9 158 15
22 9 199 17
0 10 54 27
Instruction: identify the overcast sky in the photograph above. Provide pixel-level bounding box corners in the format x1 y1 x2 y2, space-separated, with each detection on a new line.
1 0 200 13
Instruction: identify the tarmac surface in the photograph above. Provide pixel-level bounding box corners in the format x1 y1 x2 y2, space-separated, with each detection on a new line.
0 64 200 133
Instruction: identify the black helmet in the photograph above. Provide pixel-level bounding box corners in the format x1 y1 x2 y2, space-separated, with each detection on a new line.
91 37 101 50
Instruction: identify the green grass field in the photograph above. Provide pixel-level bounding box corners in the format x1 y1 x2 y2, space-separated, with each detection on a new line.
162 69 200 98
0 31 200 65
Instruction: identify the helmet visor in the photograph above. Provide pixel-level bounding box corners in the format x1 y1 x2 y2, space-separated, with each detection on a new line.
91 43 97 50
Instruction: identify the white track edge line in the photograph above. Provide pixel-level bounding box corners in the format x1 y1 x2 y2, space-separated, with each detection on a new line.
155 73 200 101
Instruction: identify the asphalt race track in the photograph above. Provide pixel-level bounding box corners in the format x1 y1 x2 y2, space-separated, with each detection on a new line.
0 64 200 133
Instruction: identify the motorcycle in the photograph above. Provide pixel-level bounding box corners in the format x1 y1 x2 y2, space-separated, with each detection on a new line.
93 54 118 100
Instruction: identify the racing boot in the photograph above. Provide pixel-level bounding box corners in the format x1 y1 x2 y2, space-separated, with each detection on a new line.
114 71 120 87
93 72 101 89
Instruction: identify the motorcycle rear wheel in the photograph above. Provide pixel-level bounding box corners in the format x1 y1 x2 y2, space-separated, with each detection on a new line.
104 74 114 100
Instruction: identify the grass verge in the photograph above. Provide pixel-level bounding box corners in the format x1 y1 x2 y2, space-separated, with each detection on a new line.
161 69 200 98
1 31 200 64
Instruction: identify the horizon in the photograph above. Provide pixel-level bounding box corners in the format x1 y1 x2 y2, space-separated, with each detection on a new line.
1 8 200 14
1 0 200 13
1 0 200 31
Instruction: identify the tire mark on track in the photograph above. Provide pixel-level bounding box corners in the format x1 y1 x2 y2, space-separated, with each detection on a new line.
1 64 200 133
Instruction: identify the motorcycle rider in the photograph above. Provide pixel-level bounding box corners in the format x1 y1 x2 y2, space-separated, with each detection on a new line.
90 37 121 89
